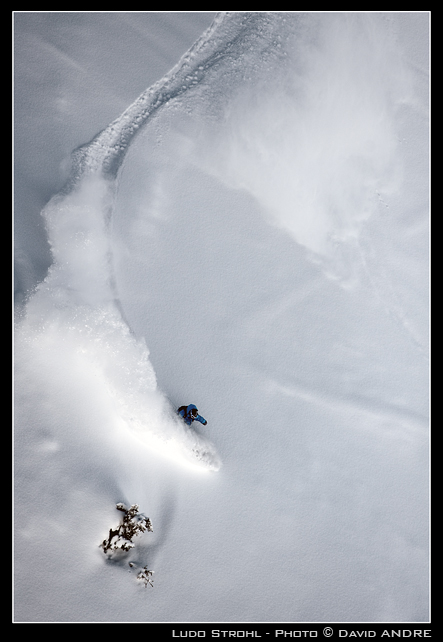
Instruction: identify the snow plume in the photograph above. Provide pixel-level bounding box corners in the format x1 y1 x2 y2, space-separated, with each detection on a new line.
16 177 156 443
190 13 413 284
15 173 219 472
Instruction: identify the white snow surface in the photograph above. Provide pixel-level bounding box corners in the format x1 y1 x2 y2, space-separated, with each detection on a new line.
14 12 429 623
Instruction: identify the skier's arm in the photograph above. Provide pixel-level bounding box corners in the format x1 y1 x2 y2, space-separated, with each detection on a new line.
196 414 207 426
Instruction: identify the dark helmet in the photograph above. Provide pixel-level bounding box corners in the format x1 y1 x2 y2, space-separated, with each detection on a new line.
187 404 198 417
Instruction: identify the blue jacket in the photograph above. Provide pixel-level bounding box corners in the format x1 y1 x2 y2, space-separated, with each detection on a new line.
177 404 207 426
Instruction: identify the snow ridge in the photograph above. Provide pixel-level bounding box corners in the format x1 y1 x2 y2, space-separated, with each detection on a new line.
64 12 249 187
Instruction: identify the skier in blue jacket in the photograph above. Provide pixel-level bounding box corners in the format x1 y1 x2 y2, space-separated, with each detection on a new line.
177 404 207 426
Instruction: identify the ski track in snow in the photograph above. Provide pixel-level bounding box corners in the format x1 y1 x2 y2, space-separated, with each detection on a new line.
15 13 243 473
66 12 246 185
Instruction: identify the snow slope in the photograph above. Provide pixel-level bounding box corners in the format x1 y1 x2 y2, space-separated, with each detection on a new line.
14 12 429 623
